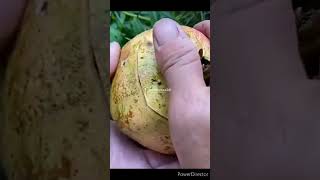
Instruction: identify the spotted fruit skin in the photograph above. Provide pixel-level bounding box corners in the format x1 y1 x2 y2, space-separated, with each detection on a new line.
1 0 108 179
110 26 210 154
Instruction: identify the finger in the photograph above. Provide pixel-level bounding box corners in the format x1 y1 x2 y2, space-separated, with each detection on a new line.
110 42 120 80
143 150 180 169
153 18 206 92
110 122 151 168
194 20 210 38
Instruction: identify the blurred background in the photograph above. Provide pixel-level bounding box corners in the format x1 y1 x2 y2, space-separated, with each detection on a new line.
294 3 320 79
110 11 210 47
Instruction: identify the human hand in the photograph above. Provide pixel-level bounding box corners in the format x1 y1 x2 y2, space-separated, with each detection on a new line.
152 18 210 168
110 19 210 169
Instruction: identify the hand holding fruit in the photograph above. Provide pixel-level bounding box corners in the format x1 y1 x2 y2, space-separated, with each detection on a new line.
110 18 210 169
152 18 210 168
110 35 180 169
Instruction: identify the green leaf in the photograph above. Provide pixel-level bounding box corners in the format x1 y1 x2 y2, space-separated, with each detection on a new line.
110 11 210 47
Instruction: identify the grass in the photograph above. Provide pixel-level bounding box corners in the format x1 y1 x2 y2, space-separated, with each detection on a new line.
110 11 210 47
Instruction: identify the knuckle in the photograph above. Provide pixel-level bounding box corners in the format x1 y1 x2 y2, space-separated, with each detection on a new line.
156 38 200 74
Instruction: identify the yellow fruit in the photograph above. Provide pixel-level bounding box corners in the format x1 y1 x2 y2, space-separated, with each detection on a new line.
110 26 210 154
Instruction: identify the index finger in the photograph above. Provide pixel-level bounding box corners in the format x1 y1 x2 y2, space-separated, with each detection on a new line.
110 42 120 80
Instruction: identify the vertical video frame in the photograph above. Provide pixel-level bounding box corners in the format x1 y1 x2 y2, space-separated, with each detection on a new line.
109 10 211 170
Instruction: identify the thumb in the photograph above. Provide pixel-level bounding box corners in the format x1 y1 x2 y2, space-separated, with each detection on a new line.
153 18 206 91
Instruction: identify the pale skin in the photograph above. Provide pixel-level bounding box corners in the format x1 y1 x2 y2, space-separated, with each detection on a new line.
110 19 210 169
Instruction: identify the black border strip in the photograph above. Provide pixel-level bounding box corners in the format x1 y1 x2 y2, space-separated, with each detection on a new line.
110 169 210 179
111 0 210 11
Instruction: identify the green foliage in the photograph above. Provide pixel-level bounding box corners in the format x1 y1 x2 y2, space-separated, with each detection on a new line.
110 11 210 47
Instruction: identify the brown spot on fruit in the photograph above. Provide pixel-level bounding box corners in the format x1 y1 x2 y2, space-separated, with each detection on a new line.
147 41 153 47
77 120 89 132
128 111 133 118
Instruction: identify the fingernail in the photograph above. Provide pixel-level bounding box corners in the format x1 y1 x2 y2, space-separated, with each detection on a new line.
153 19 180 46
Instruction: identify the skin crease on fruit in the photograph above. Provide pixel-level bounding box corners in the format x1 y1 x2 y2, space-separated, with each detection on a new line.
110 26 210 155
